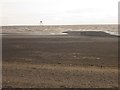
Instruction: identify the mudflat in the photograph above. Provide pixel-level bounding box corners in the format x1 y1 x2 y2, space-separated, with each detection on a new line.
2 34 118 88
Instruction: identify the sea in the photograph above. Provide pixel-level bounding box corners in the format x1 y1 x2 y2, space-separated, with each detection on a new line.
1 24 119 36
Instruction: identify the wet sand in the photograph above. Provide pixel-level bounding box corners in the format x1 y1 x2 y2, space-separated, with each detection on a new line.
2 34 118 88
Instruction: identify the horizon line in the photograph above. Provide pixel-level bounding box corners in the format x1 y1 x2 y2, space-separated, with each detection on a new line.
1 23 118 26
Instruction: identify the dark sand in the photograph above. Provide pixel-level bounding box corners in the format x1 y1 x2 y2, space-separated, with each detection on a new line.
2 33 118 88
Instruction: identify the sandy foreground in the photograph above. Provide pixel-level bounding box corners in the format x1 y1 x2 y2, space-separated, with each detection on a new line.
2 34 118 88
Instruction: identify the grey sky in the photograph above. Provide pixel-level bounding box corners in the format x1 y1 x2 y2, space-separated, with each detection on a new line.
1 0 119 25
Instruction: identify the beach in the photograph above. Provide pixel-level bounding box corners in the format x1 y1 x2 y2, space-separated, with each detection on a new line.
2 25 118 88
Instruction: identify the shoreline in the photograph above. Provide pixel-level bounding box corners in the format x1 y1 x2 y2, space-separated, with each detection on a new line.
3 34 118 88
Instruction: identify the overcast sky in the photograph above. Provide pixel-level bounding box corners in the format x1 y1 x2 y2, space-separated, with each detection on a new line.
0 0 119 25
